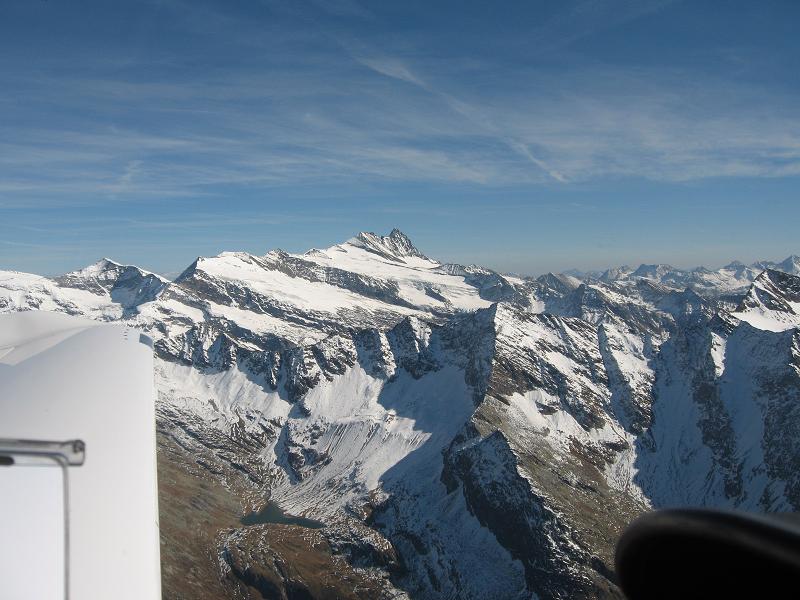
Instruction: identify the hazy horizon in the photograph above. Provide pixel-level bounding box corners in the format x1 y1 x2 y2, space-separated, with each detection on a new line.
4 225 797 282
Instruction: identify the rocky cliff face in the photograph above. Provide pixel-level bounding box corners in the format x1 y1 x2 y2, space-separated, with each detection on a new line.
2 231 799 599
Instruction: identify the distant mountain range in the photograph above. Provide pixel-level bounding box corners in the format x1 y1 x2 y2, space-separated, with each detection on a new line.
2 229 799 599
562 254 800 296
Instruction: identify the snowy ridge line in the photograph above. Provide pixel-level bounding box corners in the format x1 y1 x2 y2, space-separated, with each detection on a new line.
2 230 800 599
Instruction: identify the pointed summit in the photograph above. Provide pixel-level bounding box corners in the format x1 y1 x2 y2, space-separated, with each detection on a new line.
536 272 580 293
599 265 633 283
73 258 123 276
631 263 676 279
53 257 167 305
386 228 422 256
733 268 800 331
724 260 747 269
777 255 800 275
347 228 430 262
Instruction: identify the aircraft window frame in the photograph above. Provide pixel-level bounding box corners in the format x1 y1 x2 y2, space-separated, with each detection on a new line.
0 439 85 600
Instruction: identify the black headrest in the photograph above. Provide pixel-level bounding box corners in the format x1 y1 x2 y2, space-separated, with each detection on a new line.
615 509 800 600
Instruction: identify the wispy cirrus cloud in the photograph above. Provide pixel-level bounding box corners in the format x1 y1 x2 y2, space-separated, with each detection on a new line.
1 0 799 212
349 44 800 184
525 0 683 54
4 54 800 211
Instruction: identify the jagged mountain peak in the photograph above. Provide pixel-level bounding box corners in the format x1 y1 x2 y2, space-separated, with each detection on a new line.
536 272 581 293
599 265 634 282
755 267 800 291
724 260 747 269
173 257 201 284
346 228 429 262
49 257 168 307
64 258 168 285
777 255 800 275
631 263 678 278
94 257 122 268
70 257 123 276
733 268 800 331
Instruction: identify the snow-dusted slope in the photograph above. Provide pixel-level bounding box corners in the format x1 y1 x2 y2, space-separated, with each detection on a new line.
1 231 800 600
733 269 800 331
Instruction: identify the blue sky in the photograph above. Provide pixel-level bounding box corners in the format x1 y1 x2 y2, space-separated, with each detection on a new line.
1 0 799 276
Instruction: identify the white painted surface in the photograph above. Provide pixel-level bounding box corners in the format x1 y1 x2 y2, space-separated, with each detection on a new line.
0 311 160 600
0 465 65 599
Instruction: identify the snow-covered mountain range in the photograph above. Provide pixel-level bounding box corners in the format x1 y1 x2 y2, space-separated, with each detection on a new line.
568 255 800 297
2 229 799 599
